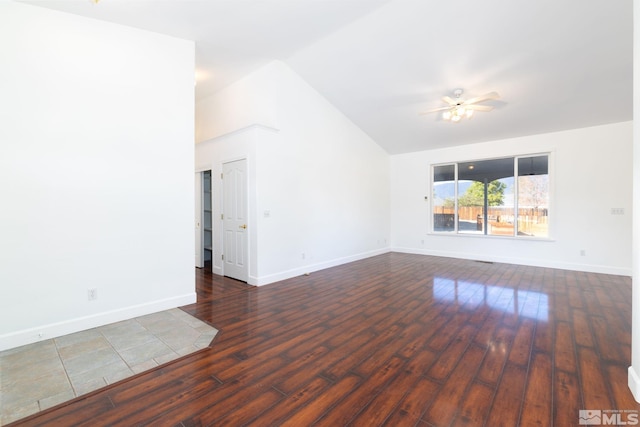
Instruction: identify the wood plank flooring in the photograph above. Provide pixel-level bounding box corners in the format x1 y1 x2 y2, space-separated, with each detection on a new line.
9 253 640 426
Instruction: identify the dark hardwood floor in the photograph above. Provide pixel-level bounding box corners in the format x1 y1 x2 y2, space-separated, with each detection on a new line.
10 253 639 426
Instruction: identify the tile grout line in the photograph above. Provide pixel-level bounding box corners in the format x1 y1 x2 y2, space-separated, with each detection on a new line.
99 326 136 385
51 336 78 408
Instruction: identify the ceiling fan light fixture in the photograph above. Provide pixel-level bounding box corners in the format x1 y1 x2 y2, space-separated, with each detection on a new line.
421 88 499 123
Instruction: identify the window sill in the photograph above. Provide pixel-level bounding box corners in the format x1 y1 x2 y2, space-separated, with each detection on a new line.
427 232 555 242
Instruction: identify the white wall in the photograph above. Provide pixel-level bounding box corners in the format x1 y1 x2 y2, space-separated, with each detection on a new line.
195 65 278 143
391 122 633 276
195 61 390 285
628 0 640 402
0 2 195 351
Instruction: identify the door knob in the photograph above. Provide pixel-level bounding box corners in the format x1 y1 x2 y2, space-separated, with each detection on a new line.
239 224 247 229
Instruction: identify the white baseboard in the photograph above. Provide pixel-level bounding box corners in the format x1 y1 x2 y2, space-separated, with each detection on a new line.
251 248 391 286
629 366 640 403
0 293 197 352
391 247 632 277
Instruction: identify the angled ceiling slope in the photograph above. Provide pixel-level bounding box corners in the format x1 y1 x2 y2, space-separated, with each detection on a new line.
286 0 633 153
21 0 633 153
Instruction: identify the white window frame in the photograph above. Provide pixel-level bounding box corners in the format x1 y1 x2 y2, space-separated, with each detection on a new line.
430 153 552 239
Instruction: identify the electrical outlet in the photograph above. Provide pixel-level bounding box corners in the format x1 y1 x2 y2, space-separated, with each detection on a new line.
580 249 586 256
301 253 306 260
611 208 625 215
88 288 98 301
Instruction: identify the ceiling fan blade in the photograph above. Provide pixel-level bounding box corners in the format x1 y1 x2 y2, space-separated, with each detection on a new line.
465 104 494 112
442 96 456 105
420 106 451 114
464 91 500 105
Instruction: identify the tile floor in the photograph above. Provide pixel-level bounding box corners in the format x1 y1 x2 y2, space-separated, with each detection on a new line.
0 308 218 425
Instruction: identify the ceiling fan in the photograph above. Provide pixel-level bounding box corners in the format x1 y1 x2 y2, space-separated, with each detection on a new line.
421 89 500 122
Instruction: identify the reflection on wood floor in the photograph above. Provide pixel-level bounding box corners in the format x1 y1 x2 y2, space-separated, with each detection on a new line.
11 253 639 426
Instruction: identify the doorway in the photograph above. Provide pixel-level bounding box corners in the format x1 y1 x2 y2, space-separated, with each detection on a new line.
195 170 212 270
202 170 213 270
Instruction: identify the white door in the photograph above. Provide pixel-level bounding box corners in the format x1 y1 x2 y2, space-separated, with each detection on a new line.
194 172 203 268
222 159 248 282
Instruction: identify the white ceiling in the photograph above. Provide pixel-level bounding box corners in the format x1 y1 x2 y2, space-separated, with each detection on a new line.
22 0 632 154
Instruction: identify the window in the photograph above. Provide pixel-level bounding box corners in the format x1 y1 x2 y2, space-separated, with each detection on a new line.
432 155 549 237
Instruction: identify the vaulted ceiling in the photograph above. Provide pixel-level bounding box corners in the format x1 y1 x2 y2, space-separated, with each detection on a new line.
22 0 632 154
